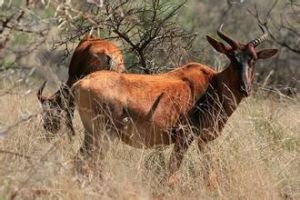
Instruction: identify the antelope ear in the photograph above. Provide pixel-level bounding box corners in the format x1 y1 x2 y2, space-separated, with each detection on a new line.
206 35 228 54
257 49 278 59
37 81 47 104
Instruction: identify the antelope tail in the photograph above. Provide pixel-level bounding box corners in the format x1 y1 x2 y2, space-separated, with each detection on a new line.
145 92 165 120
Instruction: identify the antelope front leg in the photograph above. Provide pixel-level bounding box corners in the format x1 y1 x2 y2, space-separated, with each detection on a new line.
197 139 217 190
169 142 189 175
168 134 192 185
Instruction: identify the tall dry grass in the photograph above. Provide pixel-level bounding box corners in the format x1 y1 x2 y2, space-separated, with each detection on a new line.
0 77 299 200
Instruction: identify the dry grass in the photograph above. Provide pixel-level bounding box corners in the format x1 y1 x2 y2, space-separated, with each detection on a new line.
0 78 299 200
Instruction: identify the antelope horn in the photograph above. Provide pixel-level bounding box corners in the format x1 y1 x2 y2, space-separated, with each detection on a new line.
37 81 47 102
217 24 239 50
89 26 94 36
250 24 268 47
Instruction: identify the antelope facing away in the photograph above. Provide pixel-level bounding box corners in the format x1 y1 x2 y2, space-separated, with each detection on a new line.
37 34 125 138
72 26 278 177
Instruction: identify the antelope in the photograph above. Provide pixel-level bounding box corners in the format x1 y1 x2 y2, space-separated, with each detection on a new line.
37 34 125 138
72 25 278 178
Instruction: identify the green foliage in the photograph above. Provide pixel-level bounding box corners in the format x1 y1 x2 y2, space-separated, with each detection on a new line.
11 32 34 46
0 57 15 70
0 0 298 88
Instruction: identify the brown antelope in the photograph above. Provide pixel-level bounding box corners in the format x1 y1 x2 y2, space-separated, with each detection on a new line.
37 34 125 138
72 25 278 177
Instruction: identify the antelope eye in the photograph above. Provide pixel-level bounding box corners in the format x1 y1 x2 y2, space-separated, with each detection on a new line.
228 51 236 57
249 59 255 65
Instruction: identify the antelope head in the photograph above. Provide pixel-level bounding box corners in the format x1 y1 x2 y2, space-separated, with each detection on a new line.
37 81 62 134
207 24 278 97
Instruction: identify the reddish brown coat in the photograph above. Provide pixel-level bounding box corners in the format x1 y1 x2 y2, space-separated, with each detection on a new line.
72 63 215 148
67 34 125 85
72 26 278 178
38 34 125 136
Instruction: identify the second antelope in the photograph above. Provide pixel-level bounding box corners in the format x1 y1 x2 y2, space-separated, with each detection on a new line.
37 34 125 138
72 25 278 177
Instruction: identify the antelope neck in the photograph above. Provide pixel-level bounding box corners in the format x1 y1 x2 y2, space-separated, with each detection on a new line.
214 63 244 117
188 63 246 138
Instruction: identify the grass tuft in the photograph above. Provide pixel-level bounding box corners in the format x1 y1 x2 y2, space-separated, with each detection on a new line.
0 79 299 199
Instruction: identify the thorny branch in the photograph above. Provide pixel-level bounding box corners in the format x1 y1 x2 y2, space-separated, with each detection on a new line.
0 0 43 49
52 0 195 73
247 0 300 54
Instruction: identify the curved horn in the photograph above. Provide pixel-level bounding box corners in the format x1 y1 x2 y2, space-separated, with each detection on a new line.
89 26 94 36
217 24 239 50
249 24 268 47
37 81 47 102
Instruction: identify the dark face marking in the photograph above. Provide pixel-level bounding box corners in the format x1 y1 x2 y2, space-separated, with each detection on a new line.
228 48 256 96
206 27 278 98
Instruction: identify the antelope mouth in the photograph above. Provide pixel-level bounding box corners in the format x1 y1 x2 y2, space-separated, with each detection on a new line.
240 85 252 97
